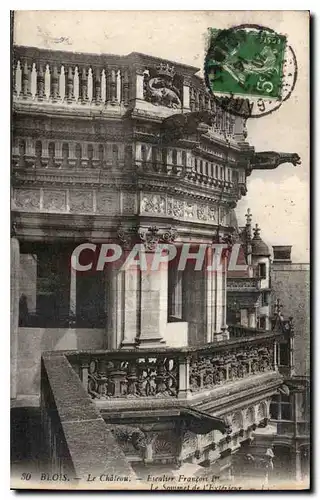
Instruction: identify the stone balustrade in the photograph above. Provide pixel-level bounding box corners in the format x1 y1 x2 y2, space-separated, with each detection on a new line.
13 45 240 141
64 330 281 401
13 46 130 107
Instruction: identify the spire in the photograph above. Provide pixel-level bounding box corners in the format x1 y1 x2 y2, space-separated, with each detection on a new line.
245 208 252 225
253 223 261 239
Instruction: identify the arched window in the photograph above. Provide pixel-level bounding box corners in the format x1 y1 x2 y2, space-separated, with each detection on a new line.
112 144 119 165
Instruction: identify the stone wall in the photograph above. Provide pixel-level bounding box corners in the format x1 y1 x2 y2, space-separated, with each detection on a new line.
271 264 310 376
16 327 106 397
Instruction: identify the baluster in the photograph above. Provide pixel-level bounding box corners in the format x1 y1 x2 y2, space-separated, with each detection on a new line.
97 358 108 397
121 69 129 106
155 358 167 395
79 66 88 104
35 62 45 101
80 357 90 392
107 68 117 105
65 66 75 103
127 361 138 396
92 67 102 104
22 61 31 99
50 64 60 102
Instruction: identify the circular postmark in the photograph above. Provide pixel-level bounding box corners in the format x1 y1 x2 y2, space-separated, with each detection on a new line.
204 24 297 118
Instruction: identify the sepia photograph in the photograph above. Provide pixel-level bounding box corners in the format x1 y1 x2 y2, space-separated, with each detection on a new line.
10 10 310 491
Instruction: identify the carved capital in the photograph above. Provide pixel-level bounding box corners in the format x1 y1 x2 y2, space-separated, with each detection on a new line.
138 226 177 251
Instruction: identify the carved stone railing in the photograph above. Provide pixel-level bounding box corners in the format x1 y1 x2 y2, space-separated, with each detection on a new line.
64 331 281 401
13 45 131 107
227 277 261 291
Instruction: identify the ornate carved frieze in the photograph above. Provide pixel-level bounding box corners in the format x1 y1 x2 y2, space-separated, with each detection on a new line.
14 188 40 210
184 202 196 218
43 189 66 211
167 198 184 218
197 203 208 221
69 190 93 213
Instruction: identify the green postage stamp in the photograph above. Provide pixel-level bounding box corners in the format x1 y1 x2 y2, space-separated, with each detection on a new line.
205 25 297 118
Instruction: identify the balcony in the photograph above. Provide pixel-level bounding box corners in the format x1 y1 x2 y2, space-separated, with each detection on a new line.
40 329 284 484
12 45 244 143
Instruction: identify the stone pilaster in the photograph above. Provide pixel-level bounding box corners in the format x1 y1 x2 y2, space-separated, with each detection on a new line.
11 237 20 399
106 262 139 349
136 261 167 348
135 69 145 100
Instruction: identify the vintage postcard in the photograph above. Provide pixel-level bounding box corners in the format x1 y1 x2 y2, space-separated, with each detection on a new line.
11 10 310 491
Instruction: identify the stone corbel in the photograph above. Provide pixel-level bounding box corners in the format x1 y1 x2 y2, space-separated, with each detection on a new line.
109 425 147 452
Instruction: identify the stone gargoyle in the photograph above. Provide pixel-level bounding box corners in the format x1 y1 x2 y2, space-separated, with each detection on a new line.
250 152 301 170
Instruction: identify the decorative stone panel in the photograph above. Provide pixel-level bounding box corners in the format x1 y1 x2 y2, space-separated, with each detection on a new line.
14 189 40 210
69 189 93 213
121 192 137 214
96 190 119 214
140 193 166 214
43 189 67 212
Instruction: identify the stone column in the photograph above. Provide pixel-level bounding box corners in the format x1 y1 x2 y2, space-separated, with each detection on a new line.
206 247 214 343
69 264 76 320
11 237 20 399
182 77 191 111
136 256 167 348
106 262 139 349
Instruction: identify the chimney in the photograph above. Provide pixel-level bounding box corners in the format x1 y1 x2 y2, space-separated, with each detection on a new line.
272 245 292 263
